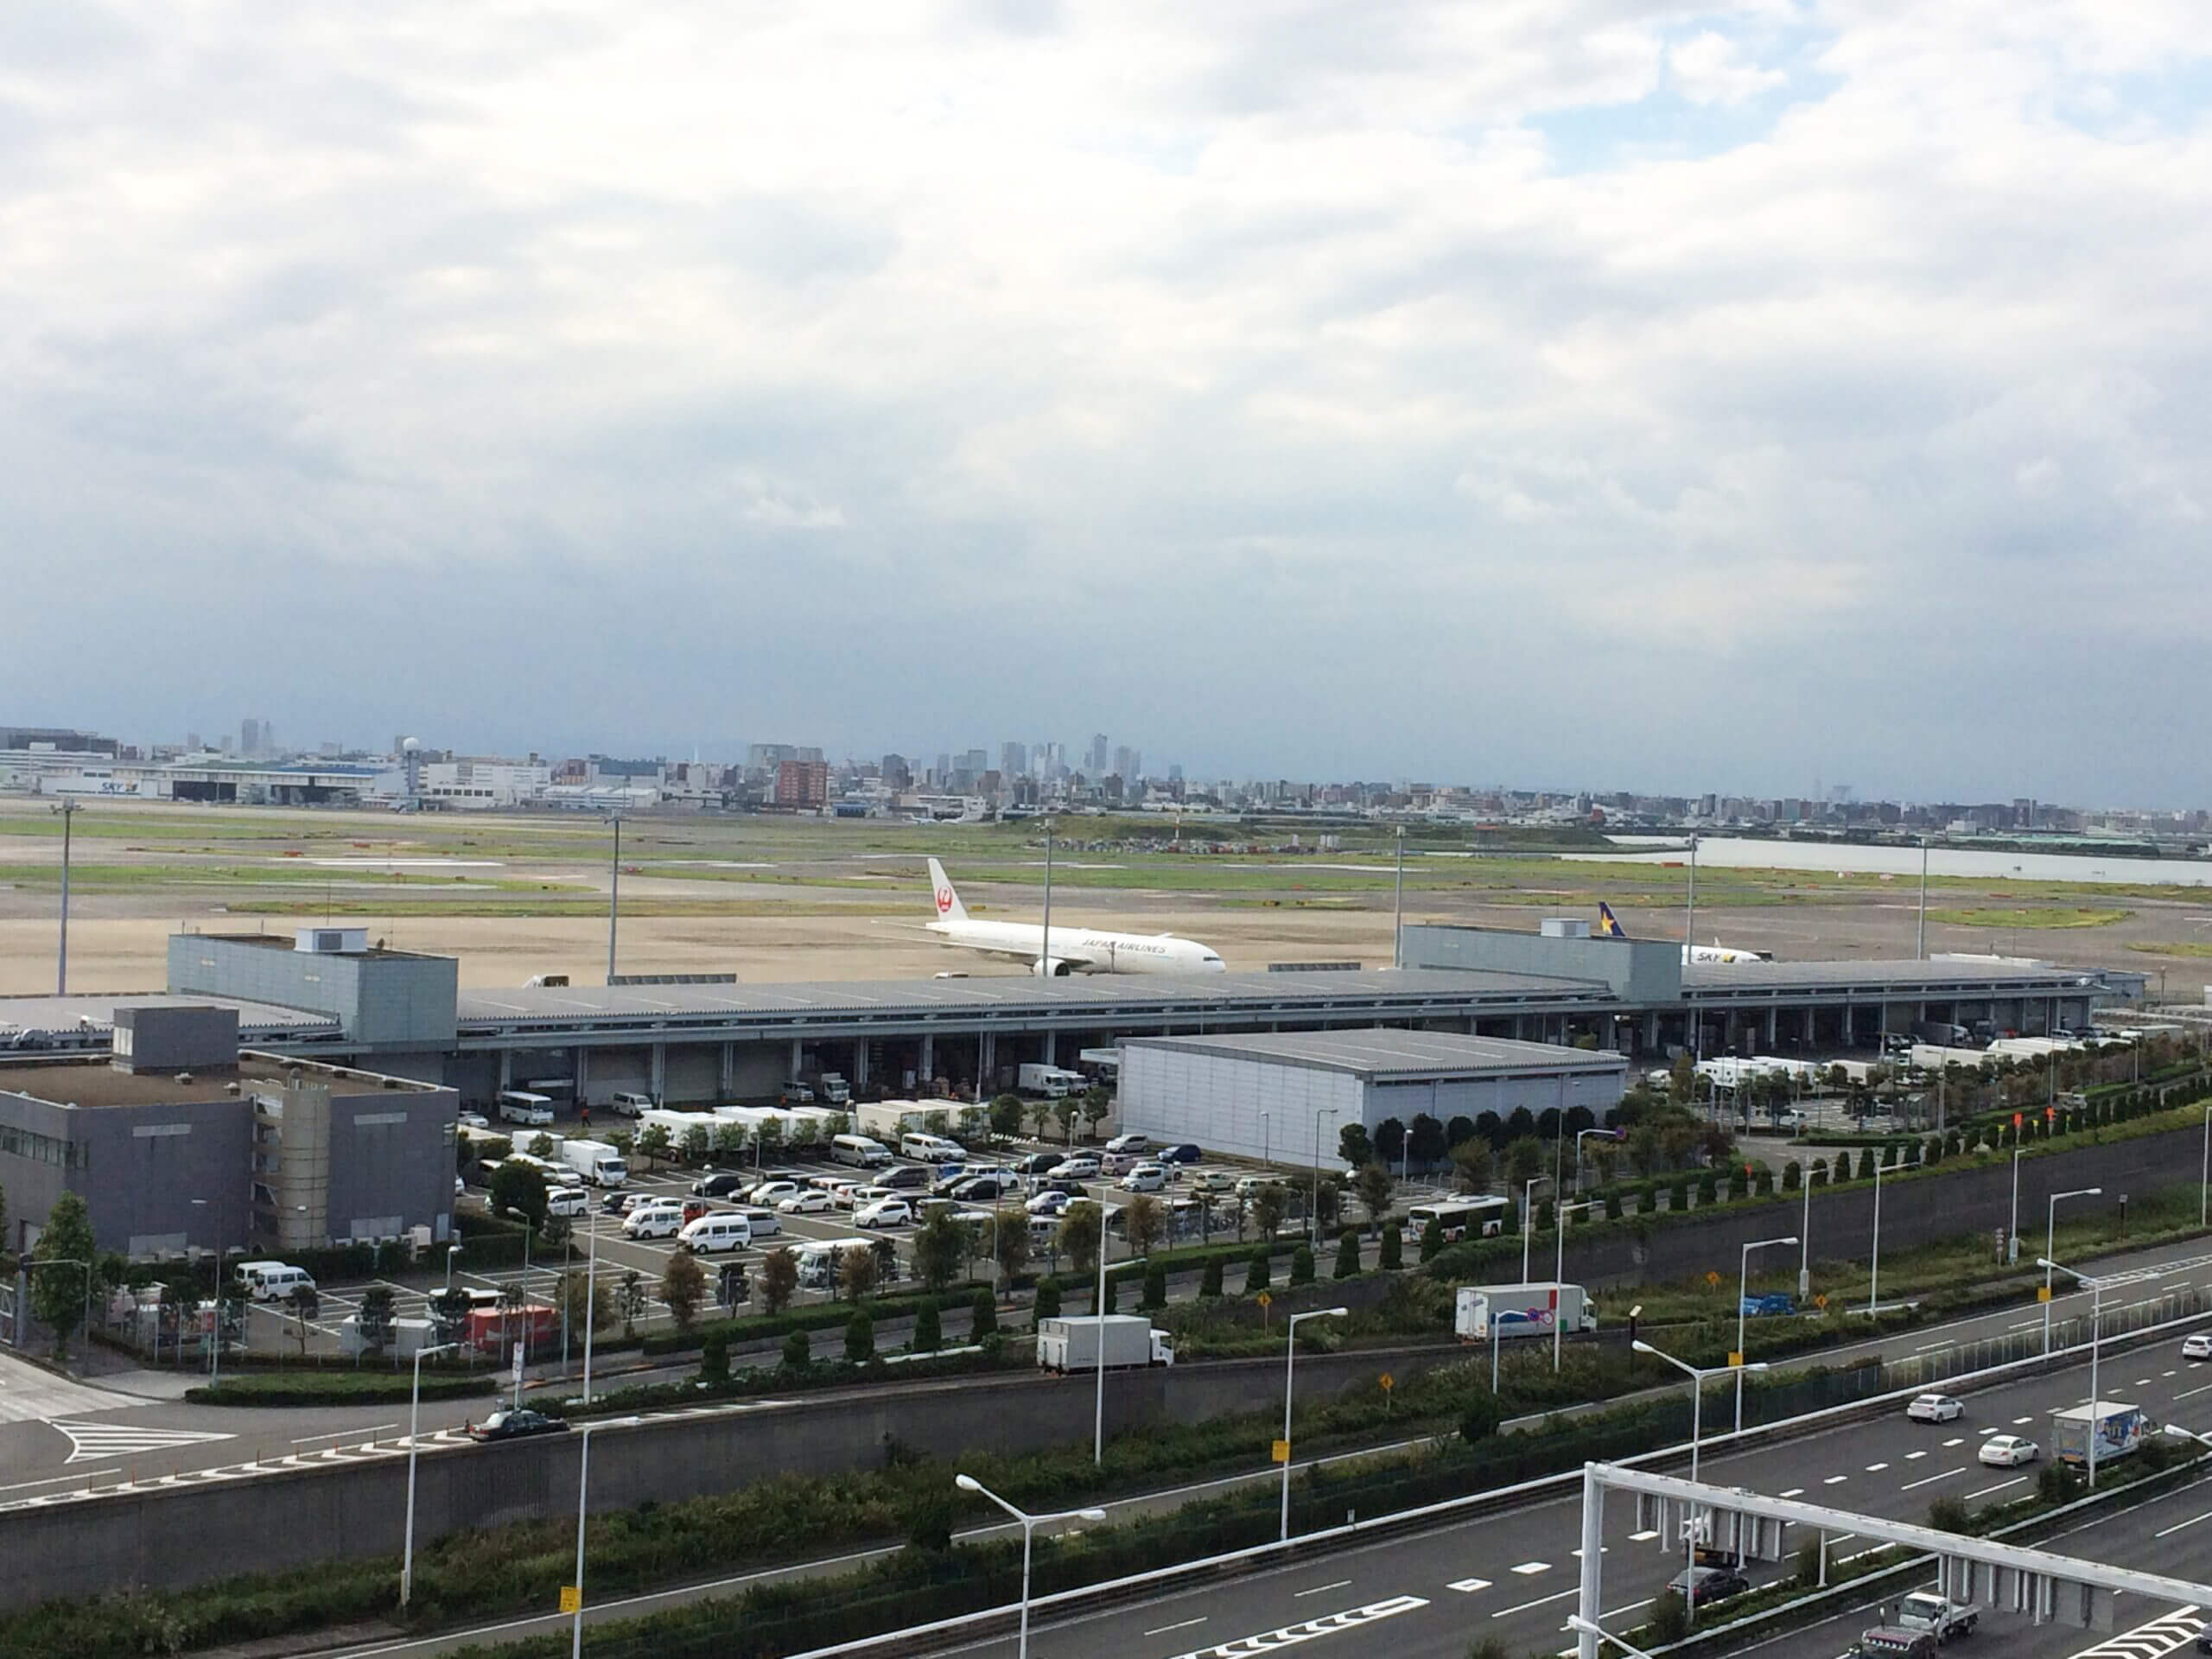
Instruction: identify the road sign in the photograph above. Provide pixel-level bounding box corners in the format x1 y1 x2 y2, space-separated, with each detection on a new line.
2038 1286 2053 1302
1706 1271 1721 1289
1378 1373 1394 1392
1271 1439 1291 1463
1256 1292 1272 1308
1813 1293 1828 1310
1728 1351 1744 1368
559 1586 582 1614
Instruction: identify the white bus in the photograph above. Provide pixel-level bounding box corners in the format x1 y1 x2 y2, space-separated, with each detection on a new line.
1405 1196 1511 1242
496 1090 556 1126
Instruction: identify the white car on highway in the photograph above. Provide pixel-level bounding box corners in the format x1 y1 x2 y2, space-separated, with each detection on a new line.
855 1198 913 1228
1906 1394 1963 1424
2183 1332 2212 1361
779 1190 834 1215
1978 1434 2039 1467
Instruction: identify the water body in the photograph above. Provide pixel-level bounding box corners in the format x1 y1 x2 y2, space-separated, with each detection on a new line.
1563 836 2212 888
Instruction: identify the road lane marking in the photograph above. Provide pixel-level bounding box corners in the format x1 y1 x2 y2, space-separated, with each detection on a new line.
1901 1467 1965 1490
2176 1382 2212 1402
1779 1488 1805 1498
2060 1604 2204 1659
1170 1595 1429 1659
1294 1580 1352 1599
1905 1451 1928 1460
1866 1462 1889 1472
1146 1618 1207 1637
1511 1560 1550 1575
1967 1477 2027 1499
1492 1587 1577 1618
1629 1530 1660 1542
1823 1476 1848 1485
2153 1506 2212 1539
1448 1579 1492 1594
0 1467 120 1495
2013 1416 2036 1426
1942 1437 1965 1447
51 1421 236 1464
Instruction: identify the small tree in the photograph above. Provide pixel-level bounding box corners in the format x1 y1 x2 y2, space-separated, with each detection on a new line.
844 1309 875 1363
992 1206 1032 1283
1125 1193 1165 1258
1356 1162 1395 1231
1289 1244 1315 1285
1143 1262 1167 1308
1334 1230 1361 1279
1027 1098 1055 1139
989 1093 1027 1139
619 1269 645 1338
634 1121 672 1170
1338 1122 1374 1167
841 1242 880 1302
1603 1187 1623 1221
1856 1147 1877 1181
914 1209 970 1293
661 1252 707 1331
913 1298 943 1352
1245 1248 1271 1294
972 1287 999 1339
1419 1217 1445 1263
1379 1223 1403 1270
1200 1257 1224 1297
1535 1197 1556 1233
1450 1139 1493 1193
1373 1116 1407 1167
1033 1279 1062 1323
1058 1205 1102 1277
701 1332 730 1382
1459 1391 1503 1444
1077 1085 1113 1141
357 1285 397 1358
760 1246 798 1314
29 1192 97 1358
1782 1160 1802 1192
1250 1182 1290 1241
488 1162 549 1233
1649 1589 1689 1643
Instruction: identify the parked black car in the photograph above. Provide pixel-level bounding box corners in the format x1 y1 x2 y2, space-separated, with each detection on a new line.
692 1172 750 1198
1158 1143 1204 1165
466 1408 570 1443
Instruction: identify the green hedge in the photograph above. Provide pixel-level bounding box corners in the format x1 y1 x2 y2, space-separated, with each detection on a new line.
637 1286 983 1357
186 1370 495 1408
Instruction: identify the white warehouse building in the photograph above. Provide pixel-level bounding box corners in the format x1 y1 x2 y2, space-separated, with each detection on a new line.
1116 1027 1629 1167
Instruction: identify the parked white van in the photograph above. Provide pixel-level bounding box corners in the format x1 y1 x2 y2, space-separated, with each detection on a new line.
900 1132 965 1163
830 1134 893 1169
679 1212 753 1254
623 1203 685 1241
240 1262 316 1302
609 1091 656 1117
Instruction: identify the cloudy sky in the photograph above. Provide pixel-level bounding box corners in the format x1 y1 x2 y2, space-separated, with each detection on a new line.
3 2 2207 803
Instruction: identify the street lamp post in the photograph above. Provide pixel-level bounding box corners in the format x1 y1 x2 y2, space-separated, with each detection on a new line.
1735 1235 1798 1433
607 814 621 981
2009 1148 2023 1267
188 1196 228 1386
1574 1127 1621 1198
1310 1106 1338 1243
1522 1176 1544 1282
400 1341 459 1608
580 1207 599 1405
2044 1186 2102 1352
445 1243 462 1292
1280 1306 1350 1539
2201 1103 2209 1231
1554 1201 1598 1371
1567 1613 1657 1659
1093 1248 1145 1465
1799 1163 1813 1298
569 1416 643 1658
955 1474 1107 1659
2039 1259 2106 1488
1634 1339 1766 1631
1869 1156 1883 1318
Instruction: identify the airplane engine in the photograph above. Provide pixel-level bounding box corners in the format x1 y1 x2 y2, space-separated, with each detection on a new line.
1030 957 1077 977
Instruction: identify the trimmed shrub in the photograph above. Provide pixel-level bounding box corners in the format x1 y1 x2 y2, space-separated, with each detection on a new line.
1033 1280 1062 1323
1245 1249 1271 1294
1333 1230 1361 1280
782 1330 810 1370
913 1299 942 1353
844 1310 874 1364
1199 1259 1224 1299
1379 1224 1403 1271
971 1288 998 1339
1143 1264 1167 1309
1289 1246 1315 1287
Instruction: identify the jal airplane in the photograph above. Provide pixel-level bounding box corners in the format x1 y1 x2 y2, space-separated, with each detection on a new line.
1596 901 1771 965
923 859 1228 976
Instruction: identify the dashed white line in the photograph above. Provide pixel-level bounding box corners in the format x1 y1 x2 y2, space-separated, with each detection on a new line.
1493 1588 1578 1618
1942 1437 1966 1447
1295 1580 1352 1599
1904 1451 1928 1461
1511 1561 1550 1575
1448 1579 1492 1594
1966 1477 2027 1500
1902 1466 1966 1491
1824 1475 1849 1485
2153 1506 2212 1539
1629 1530 1660 1542
2012 1416 2036 1427
1866 1462 1890 1472
1779 1488 1805 1498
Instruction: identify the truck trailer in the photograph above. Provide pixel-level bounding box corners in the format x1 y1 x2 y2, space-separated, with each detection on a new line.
2050 1401 2148 1466
1454 1283 1597 1341
1036 1314 1175 1371
560 1138 630 1186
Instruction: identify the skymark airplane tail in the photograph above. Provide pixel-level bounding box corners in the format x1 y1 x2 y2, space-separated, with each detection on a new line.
1596 901 1629 938
925 858 969 924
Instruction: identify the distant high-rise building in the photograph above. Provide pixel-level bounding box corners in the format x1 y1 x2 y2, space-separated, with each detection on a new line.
962 747 988 779
1113 746 1140 784
1168 763 1184 784
1001 741 1027 779
1087 734 1109 777
240 717 261 757
774 760 830 809
881 753 912 791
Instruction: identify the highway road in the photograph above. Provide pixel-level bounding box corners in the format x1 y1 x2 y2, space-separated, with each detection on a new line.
911 1329 2212 1659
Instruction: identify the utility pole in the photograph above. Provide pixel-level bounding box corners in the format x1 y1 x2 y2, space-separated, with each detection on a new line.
1684 835 1698 959
56 798 77 995
1392 826 1405 969
1916 836 1929 960
607 815 621 980
1040 817 1054 976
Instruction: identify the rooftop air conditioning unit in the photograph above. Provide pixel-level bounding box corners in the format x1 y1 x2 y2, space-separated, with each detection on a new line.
295 927 370 955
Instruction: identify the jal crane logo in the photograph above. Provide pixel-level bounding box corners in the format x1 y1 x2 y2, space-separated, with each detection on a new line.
935 887 955 917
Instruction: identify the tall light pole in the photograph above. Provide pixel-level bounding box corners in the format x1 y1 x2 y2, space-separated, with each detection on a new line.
1574 1127 1621 1198
1684 835 1698 960
956 1474 1107 1659
607 814 621 981
1735 1235 1798 1433
1522 1177 1544 1282
1868 1155 1884 1317
400 1341 460 1608
1039 817 1054 977
579 1209 599 1405
1093 1247 1144 1465
1554 1200 1598 1371
1916 836 1929 960
2200 1103 2209 1231
1798 1165 1812 1298
2039 1259 2107 1488
1567 1613 1658 1659
188 1196 228 1387
1634 1339 1766 1630
1281 1306 1350 1538
569 1416 643 1658
1310 1106 1338 1243
2009 1147 2023 1266
55 798 77 994
2044 1185 2101 1353
1259 1109 1269 1169
1391 826 1405 969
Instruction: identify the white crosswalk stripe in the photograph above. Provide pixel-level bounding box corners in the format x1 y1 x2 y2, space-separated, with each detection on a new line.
2066 1606 2203 1659
1166 1595 1429 1659
50 1420 235 1463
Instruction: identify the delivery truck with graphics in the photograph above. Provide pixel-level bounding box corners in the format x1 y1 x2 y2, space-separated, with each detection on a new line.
1454 1282 1597 1341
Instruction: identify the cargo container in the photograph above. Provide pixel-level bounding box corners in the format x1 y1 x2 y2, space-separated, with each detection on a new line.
2050 1401 2147 1466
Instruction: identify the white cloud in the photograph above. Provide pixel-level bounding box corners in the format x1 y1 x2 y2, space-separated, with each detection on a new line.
0 1 2209 798
1669 30 1787 105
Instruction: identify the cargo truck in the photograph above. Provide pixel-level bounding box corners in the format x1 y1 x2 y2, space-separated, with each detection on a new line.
1892 1592 1980 1641
1454 1283 1597 1341
560 1138 630 1187
1036 1314 1175 1372
2050 1401 2148 1466
1018 1063 1088 1098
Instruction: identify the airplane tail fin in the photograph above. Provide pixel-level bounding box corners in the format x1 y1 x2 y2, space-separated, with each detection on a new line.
1596 902 1629 939
926 858 969 924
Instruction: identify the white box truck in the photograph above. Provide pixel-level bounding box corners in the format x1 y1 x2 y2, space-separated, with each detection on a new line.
1454 1283 1597 1341
1035 1314 1174 1372
1018 1063 1087 1098
560 1138 630 1186
2051 1401 2148 1466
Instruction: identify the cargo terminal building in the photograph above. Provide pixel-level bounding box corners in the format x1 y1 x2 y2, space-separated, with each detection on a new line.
0 922 2135 1133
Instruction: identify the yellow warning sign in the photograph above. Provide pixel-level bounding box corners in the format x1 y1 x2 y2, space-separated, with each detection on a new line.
1256 1291 1272 1308
1706 1271 1722 1289
2037 1286 2053 1302
1728 1351 1744 1368
1814 1294 1828 1310
558 1586 582 1614
1272 1439 1291 1463
1378 1373 1395 1392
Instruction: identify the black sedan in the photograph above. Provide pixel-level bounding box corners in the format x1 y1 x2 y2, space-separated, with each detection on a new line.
1158 1143 1204 1165
692 1172 750 1198
466 1408 571 1443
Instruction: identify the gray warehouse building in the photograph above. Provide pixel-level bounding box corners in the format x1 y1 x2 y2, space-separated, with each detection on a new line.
0 1003 458 1261
1116 1027 1630 1168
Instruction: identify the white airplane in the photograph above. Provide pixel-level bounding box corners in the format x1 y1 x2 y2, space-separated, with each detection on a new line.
1595 902 1770 965
923 859 1228 976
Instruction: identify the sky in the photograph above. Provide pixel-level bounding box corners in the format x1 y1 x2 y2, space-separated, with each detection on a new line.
1 2 2208 804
